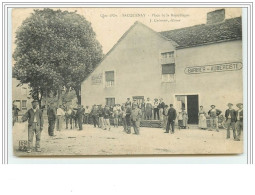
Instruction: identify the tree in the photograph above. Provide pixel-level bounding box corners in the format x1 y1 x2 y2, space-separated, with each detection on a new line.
13 8 103 106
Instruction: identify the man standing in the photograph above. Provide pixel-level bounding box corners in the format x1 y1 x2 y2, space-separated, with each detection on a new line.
76 104 85 130
145 97 153 120
153 98 159 120
125 98 132 107
140 99 146 120
56 105 65 131
65 106 73 129
235 103 243 141
225 103 237 139
165 104 177 134
98 105 105 129
47 102 56 136
125 104 132 134
22 100 44 153
90 104 99 128
84 106 90 124
158 98 165 121
131 103 142 135
208 105 222 132
103 105 112 130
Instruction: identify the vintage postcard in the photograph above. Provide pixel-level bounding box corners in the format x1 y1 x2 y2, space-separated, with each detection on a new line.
11 7 243 156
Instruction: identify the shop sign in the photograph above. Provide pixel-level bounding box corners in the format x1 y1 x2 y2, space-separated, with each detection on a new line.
184 62 242 74
91 73 103 84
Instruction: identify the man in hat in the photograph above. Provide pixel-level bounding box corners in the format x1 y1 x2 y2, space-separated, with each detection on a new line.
235 103 243 141
76 104 85 130
103 105 112 130
208 105 222 132
153 98 159 120
125 98 132 107
158 98 165 121
90 104 99 128
130 103 142 135
22 100 44 153
47 102 56 136
98 104 105 129
165 104 177 134
225 103 237 139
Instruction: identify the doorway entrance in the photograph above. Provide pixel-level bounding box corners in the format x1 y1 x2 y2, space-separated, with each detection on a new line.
175 95 199 124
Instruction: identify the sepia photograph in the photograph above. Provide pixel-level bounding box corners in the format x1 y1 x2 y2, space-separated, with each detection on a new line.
11 7 243 156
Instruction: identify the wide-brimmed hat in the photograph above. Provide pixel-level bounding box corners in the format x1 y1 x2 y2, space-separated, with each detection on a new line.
227 103 233 106
236 103 243 108
210 105 215 108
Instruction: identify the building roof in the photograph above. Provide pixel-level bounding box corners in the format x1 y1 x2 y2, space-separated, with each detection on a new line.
160 17 242 49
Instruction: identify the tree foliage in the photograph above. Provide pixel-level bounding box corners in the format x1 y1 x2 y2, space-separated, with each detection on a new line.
13 8 103 105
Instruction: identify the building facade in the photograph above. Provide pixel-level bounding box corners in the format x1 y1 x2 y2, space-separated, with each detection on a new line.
81 9 242 124
12 78 32 115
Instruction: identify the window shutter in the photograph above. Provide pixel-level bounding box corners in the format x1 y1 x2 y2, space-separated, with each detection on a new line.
105 71 114 81
162 64 175 74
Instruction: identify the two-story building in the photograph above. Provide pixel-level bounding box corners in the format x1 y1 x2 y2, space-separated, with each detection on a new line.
81 9 242 125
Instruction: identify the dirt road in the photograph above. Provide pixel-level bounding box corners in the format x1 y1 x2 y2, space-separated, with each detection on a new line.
12 121 243 156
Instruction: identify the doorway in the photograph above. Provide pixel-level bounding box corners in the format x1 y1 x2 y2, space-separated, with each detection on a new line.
175 95 199 124
187 95 199 124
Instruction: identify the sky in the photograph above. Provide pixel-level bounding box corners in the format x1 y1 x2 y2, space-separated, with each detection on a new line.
12 7 242 54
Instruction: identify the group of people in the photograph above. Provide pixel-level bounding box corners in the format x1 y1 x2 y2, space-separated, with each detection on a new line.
18 97 243 153
198 103 243 141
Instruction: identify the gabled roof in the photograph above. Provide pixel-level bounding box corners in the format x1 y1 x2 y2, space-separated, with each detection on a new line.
160 17 242 49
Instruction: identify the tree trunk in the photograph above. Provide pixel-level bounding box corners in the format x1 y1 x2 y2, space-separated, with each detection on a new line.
57 88 62 107
45 89 48 111
75 85 81 105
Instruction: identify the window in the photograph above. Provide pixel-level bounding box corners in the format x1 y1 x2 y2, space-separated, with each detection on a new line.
106 98 115 107
162 63 175 82
22 100 27 110
161 51 175 64
105 71 114 87
161 51 174 59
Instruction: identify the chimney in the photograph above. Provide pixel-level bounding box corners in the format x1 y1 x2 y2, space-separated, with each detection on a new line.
207 9 225 24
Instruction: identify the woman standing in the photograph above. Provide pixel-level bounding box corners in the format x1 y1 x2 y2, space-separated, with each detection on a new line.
198 106 207 130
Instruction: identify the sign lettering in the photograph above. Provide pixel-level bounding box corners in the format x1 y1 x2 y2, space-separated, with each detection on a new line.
184 62 242 74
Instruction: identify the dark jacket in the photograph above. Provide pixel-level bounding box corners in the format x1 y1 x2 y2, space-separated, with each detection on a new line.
225 109 237 122
167 107 177 121
76 107 85 118
47 107 56 121
98 107 104 117
158 102 165 109
22 108 44 130
103 109 111 119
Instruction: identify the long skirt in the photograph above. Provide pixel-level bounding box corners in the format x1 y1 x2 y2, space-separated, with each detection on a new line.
198 115 207 129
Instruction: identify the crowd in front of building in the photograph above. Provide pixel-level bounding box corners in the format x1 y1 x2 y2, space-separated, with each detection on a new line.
13 96 243 153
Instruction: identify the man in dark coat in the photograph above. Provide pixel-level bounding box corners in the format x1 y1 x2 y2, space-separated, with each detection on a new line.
47 102 56 136
235 103 243 141
165 104 177 134
22 100 44 153
125 105 132 134
225 103 237 139
76 105 85 130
